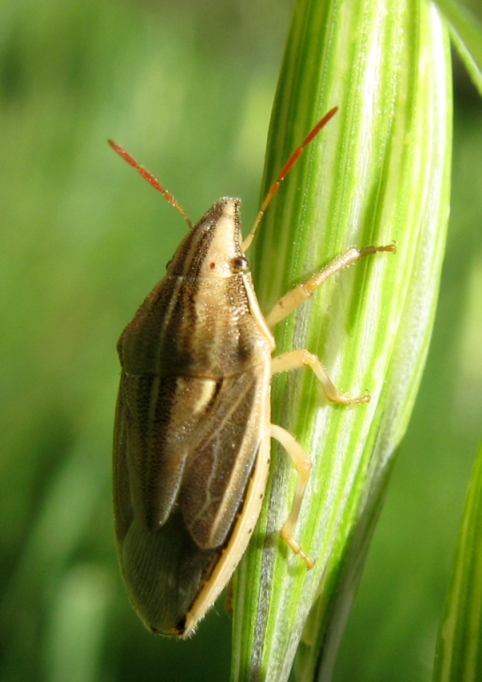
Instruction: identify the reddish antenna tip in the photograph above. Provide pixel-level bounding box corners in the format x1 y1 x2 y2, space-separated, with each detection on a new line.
108 139 192 229
242 106 339 251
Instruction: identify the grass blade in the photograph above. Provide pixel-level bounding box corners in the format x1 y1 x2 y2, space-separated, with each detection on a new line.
232 1 452 680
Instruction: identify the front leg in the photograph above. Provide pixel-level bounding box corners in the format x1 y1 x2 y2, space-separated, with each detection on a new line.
265 243 396 328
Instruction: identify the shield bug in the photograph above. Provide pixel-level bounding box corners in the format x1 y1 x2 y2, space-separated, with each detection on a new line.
110 107 395 637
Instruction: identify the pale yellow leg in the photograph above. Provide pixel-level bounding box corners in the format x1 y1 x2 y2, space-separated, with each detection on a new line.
270 424 314 569
265 243 396 328
269 324 375 569
269 350 368 569
267 243 395 569
271 349 370 405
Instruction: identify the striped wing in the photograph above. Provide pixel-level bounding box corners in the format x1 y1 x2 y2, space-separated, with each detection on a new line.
114 364 269 550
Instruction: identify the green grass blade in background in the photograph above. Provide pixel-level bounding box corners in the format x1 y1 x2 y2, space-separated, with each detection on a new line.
232 1 452 680
433 440 482 682
436 0 482 96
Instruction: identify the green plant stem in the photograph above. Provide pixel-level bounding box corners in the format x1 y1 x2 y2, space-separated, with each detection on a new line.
232 1 452 680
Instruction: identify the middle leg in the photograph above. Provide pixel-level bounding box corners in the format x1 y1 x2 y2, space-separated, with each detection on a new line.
271 349 370 405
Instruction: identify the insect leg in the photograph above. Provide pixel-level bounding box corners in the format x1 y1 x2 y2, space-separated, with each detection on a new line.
265 243 396 328
270 424 314 569
271 349 369 404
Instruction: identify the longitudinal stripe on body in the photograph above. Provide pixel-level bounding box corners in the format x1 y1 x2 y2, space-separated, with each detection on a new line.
153 276 185 375
170 207 220 277
179 219 214 277
187 372 260 534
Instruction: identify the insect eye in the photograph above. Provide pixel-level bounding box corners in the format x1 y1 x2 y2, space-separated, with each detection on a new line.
232 256 249 272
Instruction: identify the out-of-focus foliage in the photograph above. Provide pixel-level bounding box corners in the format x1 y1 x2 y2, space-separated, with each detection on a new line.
436 0 482 94
433 440 482 682
0 1 481 682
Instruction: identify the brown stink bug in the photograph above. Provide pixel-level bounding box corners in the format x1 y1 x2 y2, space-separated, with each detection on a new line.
110 107 395 637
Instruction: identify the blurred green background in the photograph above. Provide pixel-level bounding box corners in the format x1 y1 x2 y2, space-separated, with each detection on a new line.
0 1 481 681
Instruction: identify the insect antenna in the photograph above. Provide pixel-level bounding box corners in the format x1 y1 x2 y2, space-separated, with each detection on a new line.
242 106 338 252
108 139 193 230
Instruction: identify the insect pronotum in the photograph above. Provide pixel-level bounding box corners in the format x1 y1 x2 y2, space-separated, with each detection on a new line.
110 107 395 637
